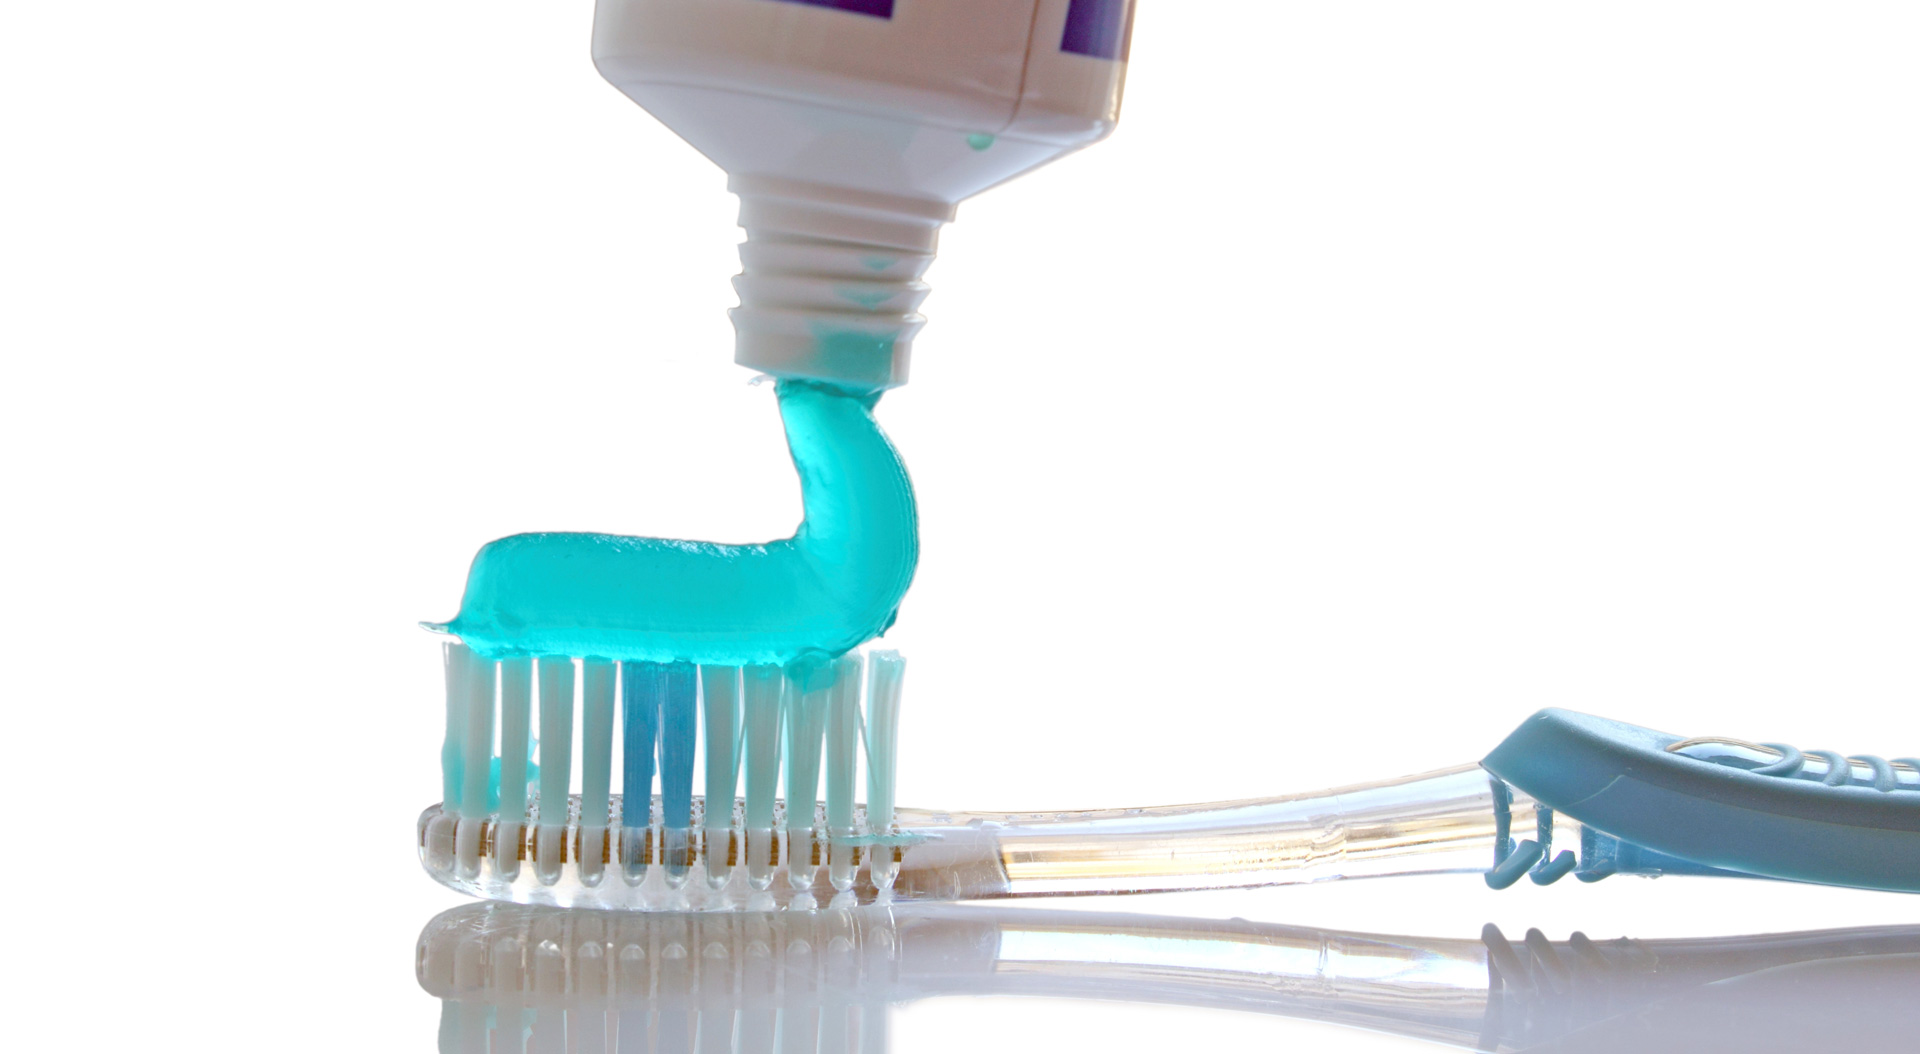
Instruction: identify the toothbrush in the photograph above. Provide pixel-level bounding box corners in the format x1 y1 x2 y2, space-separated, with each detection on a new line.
420 3 1920 912
417 902 1920 1053
420 646 1920 909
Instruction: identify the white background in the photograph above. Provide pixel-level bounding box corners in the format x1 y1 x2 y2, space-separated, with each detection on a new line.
4 1 1918 1050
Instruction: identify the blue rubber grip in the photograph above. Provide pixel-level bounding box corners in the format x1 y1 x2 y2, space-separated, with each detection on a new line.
1482 709 1920 894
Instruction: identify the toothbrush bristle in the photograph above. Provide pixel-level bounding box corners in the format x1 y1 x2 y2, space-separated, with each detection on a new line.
659 662 698 883
422 646 907 909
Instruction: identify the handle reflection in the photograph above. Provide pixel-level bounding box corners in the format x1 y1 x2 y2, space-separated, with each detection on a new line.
417 903 1919 1053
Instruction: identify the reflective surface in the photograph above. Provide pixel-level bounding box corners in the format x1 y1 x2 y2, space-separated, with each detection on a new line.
417 902 1920 1053
15 4 1920 1054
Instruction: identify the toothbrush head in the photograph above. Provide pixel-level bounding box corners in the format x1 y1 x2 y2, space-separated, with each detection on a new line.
421 645 912 910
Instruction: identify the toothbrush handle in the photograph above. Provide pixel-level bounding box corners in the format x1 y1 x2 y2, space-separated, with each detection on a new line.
1485 709 1920 893
890 766 1507 901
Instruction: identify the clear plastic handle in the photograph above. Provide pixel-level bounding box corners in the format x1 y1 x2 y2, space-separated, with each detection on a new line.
891 765 1508 900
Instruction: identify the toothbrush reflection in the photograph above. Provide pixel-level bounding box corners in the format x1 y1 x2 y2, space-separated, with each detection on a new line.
416 904 1918 1053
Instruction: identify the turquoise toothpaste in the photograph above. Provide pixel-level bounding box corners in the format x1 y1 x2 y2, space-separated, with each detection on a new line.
433 1 1133 660
432 381 916 665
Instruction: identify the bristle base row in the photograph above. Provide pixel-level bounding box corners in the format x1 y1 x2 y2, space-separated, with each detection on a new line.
420 796 906 911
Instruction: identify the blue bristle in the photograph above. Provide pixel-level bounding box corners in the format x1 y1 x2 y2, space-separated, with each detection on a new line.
620 661 661 831
659 662 698 830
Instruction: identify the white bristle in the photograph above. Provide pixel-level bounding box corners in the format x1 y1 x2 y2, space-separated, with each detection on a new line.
580 659 617 886
459 650 495 821
429 646 907 908
742 665 785 892
701 665 743 889
535 656 576 886
440 643 467 817
861 652 905 892
497 658 532 880
784 670 832 892
455 646 494 880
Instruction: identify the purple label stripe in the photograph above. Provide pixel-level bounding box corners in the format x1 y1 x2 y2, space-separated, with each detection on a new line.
1061 0 1133 61
766 0 894 18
